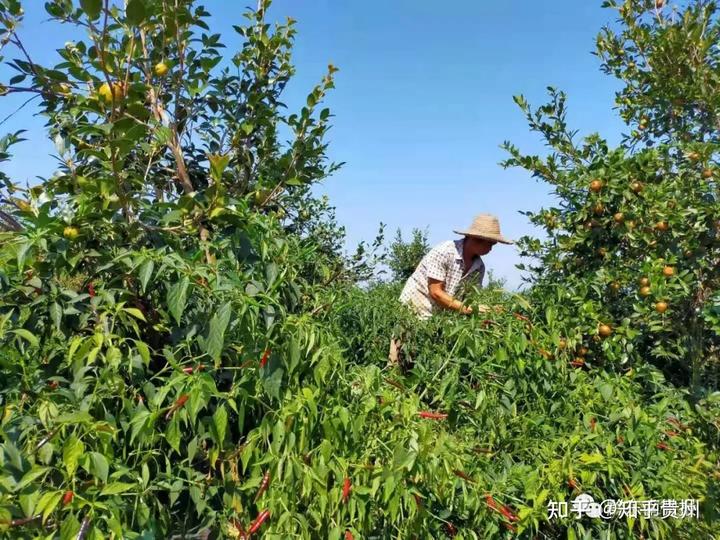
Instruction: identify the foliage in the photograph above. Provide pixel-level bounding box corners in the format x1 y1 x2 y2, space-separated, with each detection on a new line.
325 284 720 539
386 228 429 284
501 0 720 394
0 0 718 538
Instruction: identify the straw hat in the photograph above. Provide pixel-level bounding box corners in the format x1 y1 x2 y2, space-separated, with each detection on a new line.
453 214 513 245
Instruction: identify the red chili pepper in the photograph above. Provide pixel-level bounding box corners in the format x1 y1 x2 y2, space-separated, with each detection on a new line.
48 381 59 390
182 366 194 374
503 522 517 533
445 522 458 536
413 493 423 508
62 490 74 506
248 510 270 535
88 282 96 297
665 430 679 438
656 442 671 451
513 312 530 322
254 470 271 502
342 476 351 503
568 478 578 490
590 417 597 432
197 364 205 372
260 349 271 368
453 470 474 483
570 360 585 368
418 411 448 420
345 531 354 540
484 493 500 511
165 394 189 420
500 505 519 522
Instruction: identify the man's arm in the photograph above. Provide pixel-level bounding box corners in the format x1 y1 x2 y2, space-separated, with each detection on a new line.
428 278 472 314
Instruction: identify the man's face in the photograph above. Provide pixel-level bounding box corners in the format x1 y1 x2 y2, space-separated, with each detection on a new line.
466 237 496 256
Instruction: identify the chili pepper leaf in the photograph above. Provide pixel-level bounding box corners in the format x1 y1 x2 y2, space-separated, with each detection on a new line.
60 513 82 540
138 260 154 293
579 452 604 465
382 475 396 504
165 417 181 453
213 405 228 448
598 382 614 402
288 335 300 375
35 490 62 523
101 482 136 496
18 489 39 522
123 307 147 322
50 302 62 331
63 436 84 477
135 340 151 367
187 438 198 463
11 329 38 348
89 452 109 483
206 302 232 363
166 277 190 325
17 467 49 491
263 367 284 400
129 409 152 444
392 445 416 471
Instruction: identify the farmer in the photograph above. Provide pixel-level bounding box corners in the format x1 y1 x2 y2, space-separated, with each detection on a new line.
389 214 513 363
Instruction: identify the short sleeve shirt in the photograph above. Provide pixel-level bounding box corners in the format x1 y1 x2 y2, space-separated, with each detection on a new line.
399 239 485 319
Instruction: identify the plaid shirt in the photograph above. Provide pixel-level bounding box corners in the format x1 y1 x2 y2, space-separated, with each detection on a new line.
399 239 485 319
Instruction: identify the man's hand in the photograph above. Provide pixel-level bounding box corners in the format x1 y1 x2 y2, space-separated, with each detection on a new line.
460 305 473 315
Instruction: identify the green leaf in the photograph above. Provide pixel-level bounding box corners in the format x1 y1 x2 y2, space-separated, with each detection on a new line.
80 0 102 19
60 513 81 540
130 409 152 444
213 405 228 448
11 329 38 347
19 489 40 519
167 277 190 325
288 336 300 374
101 482 136 496
63 436 84 477
598 382 614 402
50 303 62 331
263 367 284 400
36 491 62 524
17 467 49 491
90 452 109 483
135 340 151 366
165 417 180 453
209 153 231 183
125 0 147 25
138 260 154 293
154 125 172 146
206 302 232 363
123 307 147 322
392 445 416 471
578 452 604 465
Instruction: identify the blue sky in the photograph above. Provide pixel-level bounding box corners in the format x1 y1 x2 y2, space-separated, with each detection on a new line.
0 1 627 290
